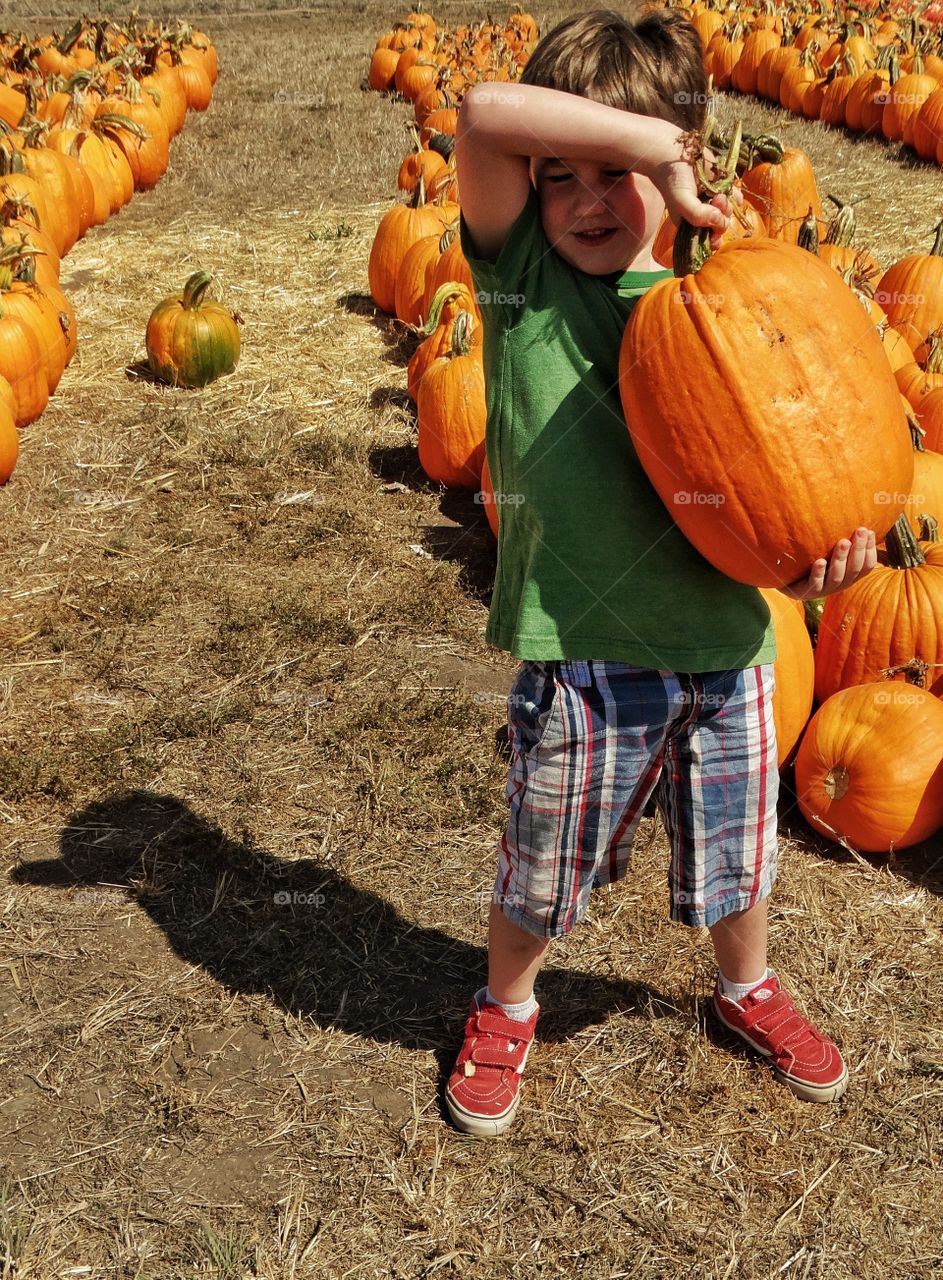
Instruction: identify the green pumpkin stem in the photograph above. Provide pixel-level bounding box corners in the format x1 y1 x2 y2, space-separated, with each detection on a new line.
449 309 473 358
884 513 926 570
919 514 940 542
181 271 214 310
823 195 857 247
418 281 468 335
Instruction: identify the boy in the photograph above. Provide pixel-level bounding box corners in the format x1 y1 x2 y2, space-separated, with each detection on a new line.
445 7 876 1138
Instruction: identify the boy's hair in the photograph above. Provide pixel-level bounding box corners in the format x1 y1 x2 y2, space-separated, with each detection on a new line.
519 6 707 131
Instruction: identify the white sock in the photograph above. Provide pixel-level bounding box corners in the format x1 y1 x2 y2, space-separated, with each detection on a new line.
718 967 773 1004
476 985 538 1022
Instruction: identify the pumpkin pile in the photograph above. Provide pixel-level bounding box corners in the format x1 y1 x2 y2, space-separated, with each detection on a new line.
367 9 943 855
0 15 218 482
684 0 943 166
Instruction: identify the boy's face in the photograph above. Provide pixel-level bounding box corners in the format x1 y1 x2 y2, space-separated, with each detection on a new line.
533 157 664 274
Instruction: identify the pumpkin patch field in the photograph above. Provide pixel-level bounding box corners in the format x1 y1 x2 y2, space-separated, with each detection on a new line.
2 0 943 1274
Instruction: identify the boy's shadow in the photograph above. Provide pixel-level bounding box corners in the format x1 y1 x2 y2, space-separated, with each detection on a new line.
12 791 674 1080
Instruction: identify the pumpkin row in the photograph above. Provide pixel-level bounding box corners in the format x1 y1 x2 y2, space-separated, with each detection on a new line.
0 16 219 483
689 0 943 166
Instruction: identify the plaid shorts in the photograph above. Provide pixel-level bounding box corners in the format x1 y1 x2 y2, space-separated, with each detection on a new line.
494 659 778 936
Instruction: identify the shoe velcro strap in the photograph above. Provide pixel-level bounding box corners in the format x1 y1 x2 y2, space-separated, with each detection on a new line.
476 1007 534 1040
470 1042 523 1070
740 991 796 1030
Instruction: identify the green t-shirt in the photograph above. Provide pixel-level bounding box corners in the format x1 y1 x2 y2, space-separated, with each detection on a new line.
460 187 775 671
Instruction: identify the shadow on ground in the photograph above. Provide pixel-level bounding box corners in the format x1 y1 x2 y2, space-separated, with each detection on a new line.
777 767 943 897
13 791 675 1057
337 291 416 366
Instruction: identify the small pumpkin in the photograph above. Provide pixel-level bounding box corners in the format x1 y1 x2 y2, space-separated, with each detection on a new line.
145 271 240 388
795 675 943 852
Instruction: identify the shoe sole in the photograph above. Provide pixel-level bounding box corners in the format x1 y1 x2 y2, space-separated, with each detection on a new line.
444 1088 521 1137
712 999 849 1103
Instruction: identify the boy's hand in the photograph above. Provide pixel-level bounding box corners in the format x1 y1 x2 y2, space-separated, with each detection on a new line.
779 528 877 601
638 127 739 250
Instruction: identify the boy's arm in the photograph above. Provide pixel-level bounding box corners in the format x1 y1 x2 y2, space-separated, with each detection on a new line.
455 82 729 262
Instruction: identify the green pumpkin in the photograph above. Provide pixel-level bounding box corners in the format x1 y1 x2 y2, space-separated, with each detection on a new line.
145 271 240 388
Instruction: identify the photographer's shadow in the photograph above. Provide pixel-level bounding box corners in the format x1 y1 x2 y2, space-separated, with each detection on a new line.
12 791 672 1058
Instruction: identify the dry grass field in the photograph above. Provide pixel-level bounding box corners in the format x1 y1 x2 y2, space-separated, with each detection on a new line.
1 3 943 1276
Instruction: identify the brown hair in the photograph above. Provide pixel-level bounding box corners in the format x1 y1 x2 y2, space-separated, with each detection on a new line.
519 6 707 130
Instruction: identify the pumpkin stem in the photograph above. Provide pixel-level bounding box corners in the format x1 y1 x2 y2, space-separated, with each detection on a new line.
919 514 940 542
418 281 470 335
823 195 857 247
672 117 741 277
924 328 943 374
931 218 943 258
181 270 214 310
797 206 820 254
880 658 930 687
884 513 927 570
449 308 473 358
803 597 824 646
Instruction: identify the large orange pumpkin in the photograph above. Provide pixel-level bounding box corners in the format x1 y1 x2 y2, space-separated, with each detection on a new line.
795 679 943 852
619 234 913 587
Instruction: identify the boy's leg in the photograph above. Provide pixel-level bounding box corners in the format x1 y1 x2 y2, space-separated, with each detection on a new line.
707 898 768 985
445 659 672 1136
487 899 551 1005
660 664 848 1103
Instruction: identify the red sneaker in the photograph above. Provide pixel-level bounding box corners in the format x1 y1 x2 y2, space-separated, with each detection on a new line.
445 994 539 1137
712 972 848 1102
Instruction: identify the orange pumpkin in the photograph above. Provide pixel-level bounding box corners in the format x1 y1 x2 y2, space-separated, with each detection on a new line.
619 234 913 588
761 588 814 766
741 144 825 246
814 514 943 702
795 679 943 852
368 179 450 315
877 222 943 353
417 311 486 488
